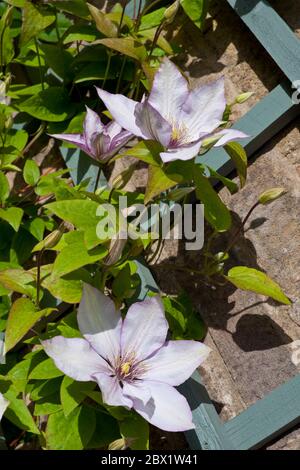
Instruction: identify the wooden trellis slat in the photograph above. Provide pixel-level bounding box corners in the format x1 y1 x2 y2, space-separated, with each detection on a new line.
227 0 300 83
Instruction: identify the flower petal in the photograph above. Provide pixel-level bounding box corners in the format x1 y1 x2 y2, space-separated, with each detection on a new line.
126 380 195 432
180 77 226 138
0 392 9 421
160 139 202 163
78 284 122 364
213 128 249 147
109 130 132 155
93 373 133 408
42 336 109 382
84 106 104 151
121 296 168 362
141 340 210 386
96 88 147 139
148 58 189 121
50 133 91 156
134 102 172 147
106 121 123 139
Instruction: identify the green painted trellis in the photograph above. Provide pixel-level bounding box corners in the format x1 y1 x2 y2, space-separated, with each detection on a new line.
60 0 300 450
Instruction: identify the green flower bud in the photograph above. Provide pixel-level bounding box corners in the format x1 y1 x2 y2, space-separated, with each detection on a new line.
164 0 180 24
235 92 254 104
259 187 287 205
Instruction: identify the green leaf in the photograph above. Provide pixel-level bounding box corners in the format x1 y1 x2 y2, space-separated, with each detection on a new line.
98 37 147 61
0 6 14 66
52 241 107 279
0 171 9 204
49 0 90 19
120 413 149 450
45 199 108 249
226 267 291 305
4 394 40 434
19 1 56 47
38 43 74 81
119 141 162 166
140 8 166 30
180 0 210 29
206 166 238 194
5 298 55 352
60 376 95 417
23 159 40 186
224 141 248 188
86 407 120 449
0 268 36 299
145 165 183 204
18 87 76 122
34 393 62 416
29 357 64 380
46 406 96 450
194 166 231 232
42 268 89 304
88 3 118 37
63 24 99 44
30 377 62 401
0 207 23 231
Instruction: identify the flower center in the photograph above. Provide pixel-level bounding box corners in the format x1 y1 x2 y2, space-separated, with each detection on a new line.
120 362 131 376
169 121 190 147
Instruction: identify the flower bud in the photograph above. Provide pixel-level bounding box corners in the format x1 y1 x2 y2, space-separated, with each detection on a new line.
32 222 71 252
259 187 286 205
164 0 180 24
235 92 254 104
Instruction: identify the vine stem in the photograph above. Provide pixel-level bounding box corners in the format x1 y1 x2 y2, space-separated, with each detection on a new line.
34 38 45 91
94 165 102 192
225 201 260 253
117 3 127 36
142 0 162 16
36 249 44 308
148 22 165 59
102 50 112 90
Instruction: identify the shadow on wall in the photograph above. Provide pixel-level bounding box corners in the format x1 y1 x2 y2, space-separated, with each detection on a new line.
151 211 293 353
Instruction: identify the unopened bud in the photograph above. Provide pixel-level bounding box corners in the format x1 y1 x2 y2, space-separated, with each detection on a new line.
235 92 254 104
164 0 180 24
259 187 286 205
32 222 71 252
202 135 221 149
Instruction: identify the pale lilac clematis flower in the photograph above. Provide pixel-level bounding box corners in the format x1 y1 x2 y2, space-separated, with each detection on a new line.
42 284 210 432
96 58 248 163
50 107 132 163
0 393 9 421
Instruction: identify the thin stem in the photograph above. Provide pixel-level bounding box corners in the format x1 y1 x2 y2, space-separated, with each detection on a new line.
148 22 165 59
142 0 162 16
134 0 143 31
225 201 260 253
116 56 127 94
94 166 102 192
34 38 45 91
36 249 44 308
117 3 127 36
23 122 46 155
102 50 112 89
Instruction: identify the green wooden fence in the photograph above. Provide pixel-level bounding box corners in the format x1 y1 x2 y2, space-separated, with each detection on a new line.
60 0 300 451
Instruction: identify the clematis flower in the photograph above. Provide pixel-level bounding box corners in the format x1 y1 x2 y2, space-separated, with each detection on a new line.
50 107 132 163
96 58 248 163
42 284 210 432
0 393 9 421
